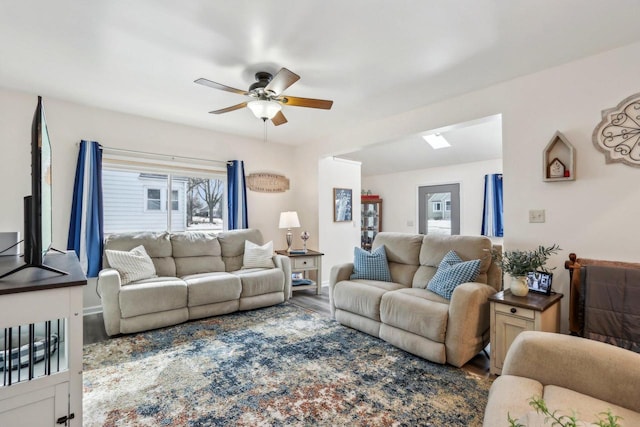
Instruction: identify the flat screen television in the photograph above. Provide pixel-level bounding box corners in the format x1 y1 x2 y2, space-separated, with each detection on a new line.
0 96 66 279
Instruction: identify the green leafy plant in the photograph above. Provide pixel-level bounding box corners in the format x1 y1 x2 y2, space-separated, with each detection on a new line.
494 244 560 277
507 396 622 427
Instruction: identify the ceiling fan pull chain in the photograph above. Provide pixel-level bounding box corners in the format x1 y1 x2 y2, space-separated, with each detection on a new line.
263 119 267 143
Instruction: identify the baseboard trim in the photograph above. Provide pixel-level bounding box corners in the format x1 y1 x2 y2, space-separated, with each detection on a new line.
84 305 103 316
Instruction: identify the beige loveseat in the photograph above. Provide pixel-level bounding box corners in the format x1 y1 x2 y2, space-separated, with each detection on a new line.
484 331 640 426
98 229 291 336
329 232 501 367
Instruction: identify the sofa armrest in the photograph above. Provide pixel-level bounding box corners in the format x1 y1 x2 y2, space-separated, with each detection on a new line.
98 268 123 336
445 281 497 367
329 263 354 317
503 331 640 413
273 254 292 300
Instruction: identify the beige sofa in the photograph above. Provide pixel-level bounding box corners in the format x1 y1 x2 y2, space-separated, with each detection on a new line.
98 229 291 336
329 232 502 367
484 331 640 426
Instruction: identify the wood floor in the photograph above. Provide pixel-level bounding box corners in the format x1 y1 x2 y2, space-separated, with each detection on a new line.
83 286 491 378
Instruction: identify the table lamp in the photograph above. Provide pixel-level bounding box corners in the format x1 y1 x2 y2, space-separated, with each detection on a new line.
279 211 300 252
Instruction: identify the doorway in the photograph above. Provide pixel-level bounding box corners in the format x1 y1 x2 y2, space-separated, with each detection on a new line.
418 183 460 235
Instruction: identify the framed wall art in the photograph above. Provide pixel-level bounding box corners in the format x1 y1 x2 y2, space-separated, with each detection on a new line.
333 188 352 222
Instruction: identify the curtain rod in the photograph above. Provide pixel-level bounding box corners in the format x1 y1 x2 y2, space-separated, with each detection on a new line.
79 143 231 167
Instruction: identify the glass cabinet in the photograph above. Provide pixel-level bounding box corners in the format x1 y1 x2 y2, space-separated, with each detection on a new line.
361 197 382 250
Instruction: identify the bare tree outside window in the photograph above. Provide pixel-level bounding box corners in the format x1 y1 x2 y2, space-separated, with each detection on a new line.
191 178 223 224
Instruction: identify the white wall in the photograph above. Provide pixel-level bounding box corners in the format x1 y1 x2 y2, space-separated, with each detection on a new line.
317 157 361 283
301 40 640 332
6 39 640 331
363 158 502 237
0 88 296 311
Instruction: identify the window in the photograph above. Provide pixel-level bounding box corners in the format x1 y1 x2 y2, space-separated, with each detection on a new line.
102 162 226 234
146 188 162 211
171 190 179 211
419 184 460 235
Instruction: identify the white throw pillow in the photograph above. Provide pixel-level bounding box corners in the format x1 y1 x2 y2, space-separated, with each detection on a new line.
105 245 157 285
242 240 275 269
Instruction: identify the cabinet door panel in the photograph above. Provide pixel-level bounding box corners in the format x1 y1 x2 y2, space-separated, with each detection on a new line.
494 314 533 371
0 382 69 426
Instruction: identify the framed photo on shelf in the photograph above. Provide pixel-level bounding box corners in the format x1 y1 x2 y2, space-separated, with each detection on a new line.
526 271 553 295
333 188 352 222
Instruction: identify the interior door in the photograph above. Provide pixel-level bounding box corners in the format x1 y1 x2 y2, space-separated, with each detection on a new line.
418 183 460 235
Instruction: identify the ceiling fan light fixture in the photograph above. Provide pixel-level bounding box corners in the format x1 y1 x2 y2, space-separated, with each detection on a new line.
247 100 282 120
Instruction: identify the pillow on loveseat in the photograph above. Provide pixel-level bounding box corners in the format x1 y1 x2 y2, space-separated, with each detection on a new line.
105 245 157 285
427 250 480 299
350 245 392 282
242 240 275 269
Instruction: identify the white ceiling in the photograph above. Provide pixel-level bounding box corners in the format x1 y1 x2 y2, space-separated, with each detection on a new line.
1 1 640 159
341 115 503 176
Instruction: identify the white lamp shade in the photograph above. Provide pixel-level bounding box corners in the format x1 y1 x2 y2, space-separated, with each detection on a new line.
247 100 282 120
279 211 300 229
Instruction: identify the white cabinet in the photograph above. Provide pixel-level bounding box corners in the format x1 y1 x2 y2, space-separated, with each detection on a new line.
0 253 86 426
489 290 563 375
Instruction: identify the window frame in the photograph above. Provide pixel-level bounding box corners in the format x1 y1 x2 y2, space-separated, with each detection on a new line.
102 153 228 234
171 189 180 211
145 187 163 212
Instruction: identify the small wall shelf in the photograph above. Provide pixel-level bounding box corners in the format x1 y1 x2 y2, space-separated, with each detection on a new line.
543 131 575 182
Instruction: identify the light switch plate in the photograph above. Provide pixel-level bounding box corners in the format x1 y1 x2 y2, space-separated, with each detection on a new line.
529 209 545 223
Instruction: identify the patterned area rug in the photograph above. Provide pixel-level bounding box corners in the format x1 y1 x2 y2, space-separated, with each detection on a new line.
83 303 491 426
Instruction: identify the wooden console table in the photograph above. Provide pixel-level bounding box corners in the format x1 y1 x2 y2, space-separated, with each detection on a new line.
0 252 86 426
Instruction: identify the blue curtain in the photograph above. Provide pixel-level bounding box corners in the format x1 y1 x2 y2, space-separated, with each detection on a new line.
67 140 104 277
227 160 248 229
481 173 504 237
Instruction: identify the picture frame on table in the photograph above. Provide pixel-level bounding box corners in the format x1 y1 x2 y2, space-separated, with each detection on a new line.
333 188 352 222
527 271 553 295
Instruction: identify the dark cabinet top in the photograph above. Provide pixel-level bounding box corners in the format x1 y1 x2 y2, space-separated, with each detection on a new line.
0 252 87 295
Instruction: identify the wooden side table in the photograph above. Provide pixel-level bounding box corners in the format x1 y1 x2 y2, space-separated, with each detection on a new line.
275 249 324 298
489 289 563 375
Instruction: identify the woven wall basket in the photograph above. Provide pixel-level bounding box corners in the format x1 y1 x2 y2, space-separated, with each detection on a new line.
246 173 290 193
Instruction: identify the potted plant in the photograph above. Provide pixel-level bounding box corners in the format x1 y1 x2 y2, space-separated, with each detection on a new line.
494 244 560 296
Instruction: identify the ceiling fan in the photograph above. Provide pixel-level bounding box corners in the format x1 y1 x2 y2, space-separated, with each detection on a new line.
195 67 333 126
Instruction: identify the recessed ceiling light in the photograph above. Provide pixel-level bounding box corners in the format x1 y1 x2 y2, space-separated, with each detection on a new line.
422 134 451 149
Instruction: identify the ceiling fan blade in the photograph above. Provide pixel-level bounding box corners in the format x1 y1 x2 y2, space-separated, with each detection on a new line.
209 102 248 114
195 78 248 95
271 111 288 126
279 96 333 110
264 68 300 96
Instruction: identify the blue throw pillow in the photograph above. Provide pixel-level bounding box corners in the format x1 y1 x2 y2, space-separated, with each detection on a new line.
427 250 481 299
350 245 392 282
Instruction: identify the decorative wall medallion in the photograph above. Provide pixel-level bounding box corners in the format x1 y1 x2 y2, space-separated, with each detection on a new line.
593 92 640 167
246 173 290 193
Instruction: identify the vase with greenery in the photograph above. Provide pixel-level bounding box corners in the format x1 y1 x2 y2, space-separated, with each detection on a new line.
494 244 560 296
